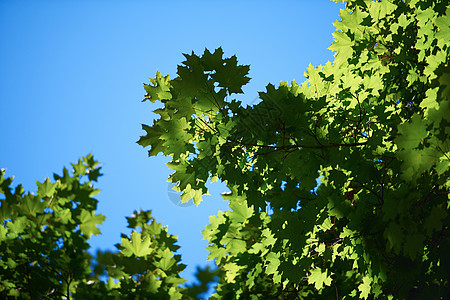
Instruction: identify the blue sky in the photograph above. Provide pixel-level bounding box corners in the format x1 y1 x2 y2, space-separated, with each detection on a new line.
0 0 344 286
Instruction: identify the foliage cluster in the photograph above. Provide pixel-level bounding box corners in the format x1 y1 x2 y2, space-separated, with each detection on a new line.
138 0 450 298
0 156 216 299
1 0 450 298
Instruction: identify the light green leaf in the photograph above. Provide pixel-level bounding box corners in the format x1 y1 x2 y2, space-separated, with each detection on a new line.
36 177 57 198
358 276 372 299
121 231 153 257
308 268 333 290
154 248 176 270
79 210 105 238
265 252 280 275
229 200 253 223
144 71 172 103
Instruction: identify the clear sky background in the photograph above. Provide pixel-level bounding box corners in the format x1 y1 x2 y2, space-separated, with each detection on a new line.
0 0 344 289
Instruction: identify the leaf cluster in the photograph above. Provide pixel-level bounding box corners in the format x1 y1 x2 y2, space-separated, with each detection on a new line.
0 156 214 299
139 0 450 298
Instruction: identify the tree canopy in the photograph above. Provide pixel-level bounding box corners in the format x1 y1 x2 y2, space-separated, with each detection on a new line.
0 156 200 299
138 0 450 298
1 0 450 299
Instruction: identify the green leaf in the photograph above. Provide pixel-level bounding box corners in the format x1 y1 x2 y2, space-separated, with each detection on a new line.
226 238 247 254
71 159 87 176
396 114 428 149
154 248 176 270
384 222 403 253
398 147 441 179
6 216 27 237
424 205 448 236
36 177 57 198
328 31 354 59
435 6 450 44
358 276 372 299
211 55 250 94
0 225 7 240
265 252 280 275
339 7 368 31
404 232 425 260
229 200 253 223
18 194 45 217
79 210 105 238
143 71 172 103
223 262 243 283
54 208 72 224
308 268 333 290
121 231 153 257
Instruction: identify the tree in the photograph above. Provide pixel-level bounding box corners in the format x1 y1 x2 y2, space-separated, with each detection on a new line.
0 155 196 299
1 0 449 299
138 0 450 298
0 155 105 298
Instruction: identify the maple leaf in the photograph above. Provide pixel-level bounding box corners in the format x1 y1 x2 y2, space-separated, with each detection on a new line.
358 276 372 299
154 248 176 270
308 268 333 290
71 158 87 176
36 177 57 198
211 55 250 94
424 205 448 236
18 194 45 217
396 110 429 149
202 47 225 71
79 210 105 238
229 200 253 223
121 231 153 257
265 252 280 275
143 71 172 103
